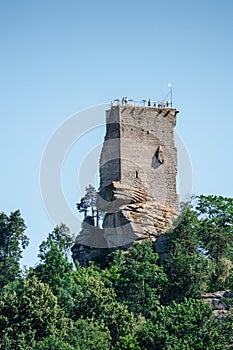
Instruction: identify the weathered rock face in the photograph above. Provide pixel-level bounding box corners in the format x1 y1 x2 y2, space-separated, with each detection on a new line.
202 291 233 320
71 221 132 267
101 181 178 245
72 105 179 265
98 105 179 242
99 105 178 211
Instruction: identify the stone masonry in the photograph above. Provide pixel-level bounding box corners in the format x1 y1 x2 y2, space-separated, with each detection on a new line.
72 104 179 265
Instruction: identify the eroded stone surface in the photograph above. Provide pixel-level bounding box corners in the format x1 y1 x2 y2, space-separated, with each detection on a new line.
202 291 233 320
72 105 179 265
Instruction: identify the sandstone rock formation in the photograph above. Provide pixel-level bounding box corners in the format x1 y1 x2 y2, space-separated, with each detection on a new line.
72 104 179 265
202 291 233 320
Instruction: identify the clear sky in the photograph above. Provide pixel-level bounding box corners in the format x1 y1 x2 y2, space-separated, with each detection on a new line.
1 0 233 267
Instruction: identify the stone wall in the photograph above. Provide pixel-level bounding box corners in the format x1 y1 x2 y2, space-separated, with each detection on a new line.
98 105 179 242
99 105 178 210
119 106 178 210
72 105 179 265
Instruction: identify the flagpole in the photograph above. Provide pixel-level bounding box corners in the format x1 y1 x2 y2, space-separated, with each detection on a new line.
168 82 172 107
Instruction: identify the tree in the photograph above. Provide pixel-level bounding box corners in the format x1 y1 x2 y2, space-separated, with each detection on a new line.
136 298 231 350
0 210 28 288
105 241 167 317
76 185 102 227
162 252 212 304
34 337 74 350
71 264 136 347
32 224 75 314
164 195 233 294
195 195 233 288
34 224 74 286
162 204 212 302
0 276 65 349
38 223 74 259
35 319 111 350
165 202 200 255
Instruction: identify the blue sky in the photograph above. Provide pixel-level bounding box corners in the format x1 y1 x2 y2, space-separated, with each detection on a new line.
1 0 233 267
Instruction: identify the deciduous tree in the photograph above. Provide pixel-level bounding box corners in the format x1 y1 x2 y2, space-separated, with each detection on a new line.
0 210 28 288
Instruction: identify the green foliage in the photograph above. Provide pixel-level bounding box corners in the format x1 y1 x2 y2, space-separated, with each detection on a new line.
65 318 111 350
165 195 233 294
195 195 233 288
0 276 65 348
229 271 233 291
136 299 230 349
34 241 73 286
76 185 96 218
167 202 200 255
35 337 74 350
76 184 103 226
35 319 111 350
114 333 141 350
45 223 74 255
32 224 74 305
105 241 167 317
1 195 233 349
0 210 28 288
37 224 74 264
71 265 135 346
163 252 212 303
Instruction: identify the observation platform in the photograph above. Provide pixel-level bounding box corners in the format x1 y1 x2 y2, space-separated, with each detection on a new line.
111 98 173 108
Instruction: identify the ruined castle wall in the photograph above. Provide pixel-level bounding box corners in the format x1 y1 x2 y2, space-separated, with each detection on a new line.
118 105 178 211
99 107 121 202
73 104 179 264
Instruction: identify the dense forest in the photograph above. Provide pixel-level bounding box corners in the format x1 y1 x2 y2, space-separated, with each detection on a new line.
0 195 233 349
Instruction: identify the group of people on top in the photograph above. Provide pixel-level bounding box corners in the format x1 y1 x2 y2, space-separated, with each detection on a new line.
148 99 171 108
119 97 172 108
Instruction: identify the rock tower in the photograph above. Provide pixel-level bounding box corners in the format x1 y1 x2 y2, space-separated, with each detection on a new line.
72 102 179 265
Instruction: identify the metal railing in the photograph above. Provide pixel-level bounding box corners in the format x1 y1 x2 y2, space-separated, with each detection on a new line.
111 98 173 108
